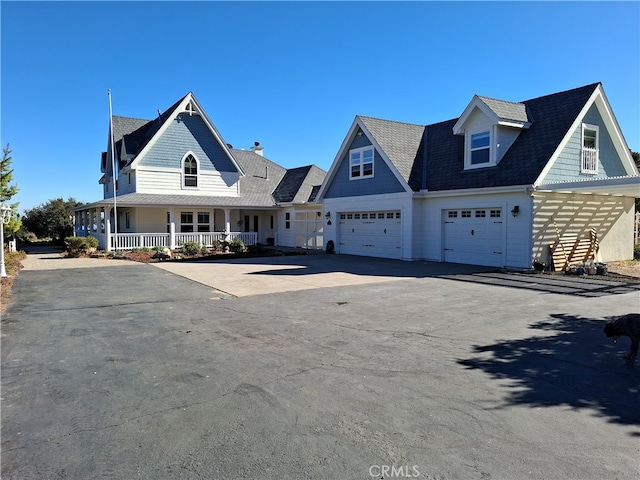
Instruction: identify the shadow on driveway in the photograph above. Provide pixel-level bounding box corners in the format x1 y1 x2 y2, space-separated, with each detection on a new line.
235 254 640 297
458 313 640 432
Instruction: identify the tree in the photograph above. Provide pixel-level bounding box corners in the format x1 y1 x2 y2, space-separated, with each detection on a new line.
22 197 84 241
0 144 21 236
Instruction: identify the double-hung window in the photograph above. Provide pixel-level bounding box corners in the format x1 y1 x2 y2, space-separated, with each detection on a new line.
180 212 194 232
197 212 210 232
183 154 198 188
470 131 491 165
350 146 374 179
581 124 598 174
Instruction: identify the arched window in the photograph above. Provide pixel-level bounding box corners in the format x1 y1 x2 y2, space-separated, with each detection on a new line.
183 154 198 187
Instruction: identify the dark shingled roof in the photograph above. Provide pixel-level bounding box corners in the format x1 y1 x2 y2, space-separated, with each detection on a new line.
420 83 600 191
359 83 601 192
273 166 313 203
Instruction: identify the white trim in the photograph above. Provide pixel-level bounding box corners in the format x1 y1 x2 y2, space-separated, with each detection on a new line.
181 151 200 189
128 92 245 176
349 145 374 180
316 116 413 201
418 184 533 198
580 123 599 174
534 84 637 186
465 127 496 170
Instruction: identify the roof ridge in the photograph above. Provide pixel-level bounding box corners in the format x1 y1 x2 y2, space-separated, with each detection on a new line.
477 95 524 106
358 115 425 128
520 82 600 104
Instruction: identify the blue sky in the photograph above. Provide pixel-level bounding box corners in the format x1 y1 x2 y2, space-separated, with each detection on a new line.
2 1 639 213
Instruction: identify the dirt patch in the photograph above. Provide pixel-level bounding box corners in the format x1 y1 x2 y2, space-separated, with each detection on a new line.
606 260 640 279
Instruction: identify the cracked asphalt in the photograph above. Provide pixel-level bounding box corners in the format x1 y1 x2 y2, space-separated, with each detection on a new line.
1 251 639 479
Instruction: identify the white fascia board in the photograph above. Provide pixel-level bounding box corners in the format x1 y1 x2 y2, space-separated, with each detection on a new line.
533 87 601 187
534 175 640 197
128 93 245 177
315 116 362 201
189 94 246 177
452 96 499 135
417 185 534 198
361 121 413 194
129 94 193 170
315 116 413 201
497 120 531 129
593 86 638 175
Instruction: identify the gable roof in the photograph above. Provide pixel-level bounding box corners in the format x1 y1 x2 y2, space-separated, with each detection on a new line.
273 165 327 203
104 93 244 176
421 83 601 191
358 116 426 183
477 96 530 125
336 83 626 194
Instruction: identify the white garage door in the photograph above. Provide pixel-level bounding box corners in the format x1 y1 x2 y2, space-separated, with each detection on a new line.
338 211 401 259
443 208 505 267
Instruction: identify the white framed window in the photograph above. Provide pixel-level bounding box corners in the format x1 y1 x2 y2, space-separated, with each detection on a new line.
581 123 599 174
465 128 498 170
197 212 210 232
349 146 374 179
182 153 199 188
470 131 490 165
180 212 194 232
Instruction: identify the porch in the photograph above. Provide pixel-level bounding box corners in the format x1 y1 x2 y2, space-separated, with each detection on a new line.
103 232 257 251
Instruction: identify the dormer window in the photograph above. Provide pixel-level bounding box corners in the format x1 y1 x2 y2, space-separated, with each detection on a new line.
183 154 198 188
581 123 598 174
350 146 374 179
470 131 491 165
464 128 496 170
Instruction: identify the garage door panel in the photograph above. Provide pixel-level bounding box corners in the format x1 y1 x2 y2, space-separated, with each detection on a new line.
339 211 401 259
443 209 504 267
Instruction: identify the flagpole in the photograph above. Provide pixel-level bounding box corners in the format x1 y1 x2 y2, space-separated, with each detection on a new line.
108 89 117 251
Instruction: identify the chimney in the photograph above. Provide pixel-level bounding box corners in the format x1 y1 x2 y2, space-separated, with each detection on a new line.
251 141 264 156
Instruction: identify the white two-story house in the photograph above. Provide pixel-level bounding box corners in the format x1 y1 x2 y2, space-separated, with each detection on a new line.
75 93 326 251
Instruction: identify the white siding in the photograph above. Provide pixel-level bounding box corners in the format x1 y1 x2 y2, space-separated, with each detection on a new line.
420 192 532 269
135 169 240 196
322 193 414 260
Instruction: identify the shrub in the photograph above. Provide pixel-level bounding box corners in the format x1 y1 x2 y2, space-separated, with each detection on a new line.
4 249 27 275
634 243 640 260
64 236 99 257
229 238 245 254
211 240 223 252
181 241 201 256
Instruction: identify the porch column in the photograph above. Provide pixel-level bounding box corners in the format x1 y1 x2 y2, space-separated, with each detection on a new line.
224 208 231 241
169 208 176 250
94 208 101 234
105 206 112 251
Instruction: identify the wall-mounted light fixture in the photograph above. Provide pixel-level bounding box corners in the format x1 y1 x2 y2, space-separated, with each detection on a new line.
325 211 332 226
511 205 520 217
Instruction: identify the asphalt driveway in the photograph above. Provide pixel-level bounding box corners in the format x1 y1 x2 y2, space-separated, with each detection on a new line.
1 252 639 479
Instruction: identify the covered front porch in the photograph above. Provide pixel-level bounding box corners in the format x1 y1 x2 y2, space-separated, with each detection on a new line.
74 203 262 251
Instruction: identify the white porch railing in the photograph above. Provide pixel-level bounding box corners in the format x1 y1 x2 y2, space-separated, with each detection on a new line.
108 232 258 251
581 147 598 173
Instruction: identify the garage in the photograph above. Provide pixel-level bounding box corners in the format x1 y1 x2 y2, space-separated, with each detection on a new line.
443 208 505 267
338 210 401 259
